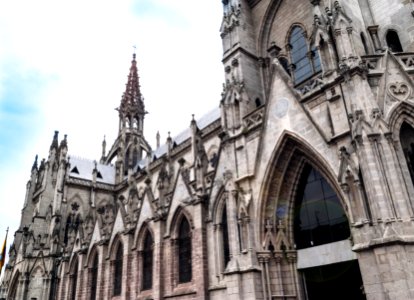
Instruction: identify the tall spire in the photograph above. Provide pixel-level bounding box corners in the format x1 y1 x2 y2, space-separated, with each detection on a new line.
118 53 145 117
104 53 152 181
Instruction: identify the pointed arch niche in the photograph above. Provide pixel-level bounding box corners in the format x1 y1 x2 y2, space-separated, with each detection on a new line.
259 134 363 300
168 207 194 287
212 192 231 280
69 255 79 300
388 104 414 210
7 271 20 300
112 239 124 297
88 248 99 300
137 225 154 292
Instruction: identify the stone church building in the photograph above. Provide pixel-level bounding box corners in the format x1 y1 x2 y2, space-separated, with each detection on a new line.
2 0 414 299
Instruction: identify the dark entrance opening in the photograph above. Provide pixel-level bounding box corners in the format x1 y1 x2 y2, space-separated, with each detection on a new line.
302 260 366 300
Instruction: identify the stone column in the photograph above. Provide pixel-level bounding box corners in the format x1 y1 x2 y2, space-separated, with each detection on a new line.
152 220 165 300
286 251 302 300
192 200 209 300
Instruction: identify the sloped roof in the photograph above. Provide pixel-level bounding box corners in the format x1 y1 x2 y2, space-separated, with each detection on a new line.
68 107 221 181
68 156 116 184
152 107 221 159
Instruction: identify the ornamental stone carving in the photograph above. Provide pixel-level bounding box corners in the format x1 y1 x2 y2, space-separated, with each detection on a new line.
387 82 411 102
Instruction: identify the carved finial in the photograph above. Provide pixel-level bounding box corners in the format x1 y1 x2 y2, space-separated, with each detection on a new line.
156 131 160 148
32 155 38 171
50 131 59 150
59 134 68 149
101 135 106 157
133 45 136 60
265 219 273 232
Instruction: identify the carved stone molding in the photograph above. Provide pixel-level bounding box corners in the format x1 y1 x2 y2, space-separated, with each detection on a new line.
387 82 411 102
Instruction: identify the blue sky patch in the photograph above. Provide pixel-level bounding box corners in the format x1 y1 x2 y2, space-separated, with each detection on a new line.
0 68 51 168
130 0 188 27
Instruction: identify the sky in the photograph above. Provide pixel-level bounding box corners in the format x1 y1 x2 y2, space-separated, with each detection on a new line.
0 0 224 266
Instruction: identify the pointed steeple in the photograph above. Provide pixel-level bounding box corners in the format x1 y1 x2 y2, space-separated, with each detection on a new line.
104 53 152 182
118 53 146 128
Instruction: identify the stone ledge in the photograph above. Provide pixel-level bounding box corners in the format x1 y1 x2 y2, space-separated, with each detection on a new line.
353 235 414 251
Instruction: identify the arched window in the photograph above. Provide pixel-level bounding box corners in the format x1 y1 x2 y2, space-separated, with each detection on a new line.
221 204 231 267
178 217 192 283
289 26 321 84
400 122 414 185
113 243 123 296
142 231 154 290
90 253 99 300
294 164 350 249
70 257 79 300
386 30 403 52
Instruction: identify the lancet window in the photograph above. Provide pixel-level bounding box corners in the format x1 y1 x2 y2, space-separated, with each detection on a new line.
142 231 154 290
90 253 99 300
221 204 231 267
113 243 123 296
70 256 79 300
289 26 321 85
178 217 192 283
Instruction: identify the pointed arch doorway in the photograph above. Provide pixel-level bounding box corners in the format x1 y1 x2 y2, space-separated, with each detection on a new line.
261 137 366 300
294 164 365 300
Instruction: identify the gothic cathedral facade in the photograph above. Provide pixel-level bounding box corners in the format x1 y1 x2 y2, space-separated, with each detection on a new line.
2 0 414 299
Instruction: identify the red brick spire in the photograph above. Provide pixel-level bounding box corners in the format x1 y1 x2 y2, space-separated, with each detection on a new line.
119 53 145 116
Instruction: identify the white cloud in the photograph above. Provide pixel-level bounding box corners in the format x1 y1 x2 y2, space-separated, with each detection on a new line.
0 0 224 259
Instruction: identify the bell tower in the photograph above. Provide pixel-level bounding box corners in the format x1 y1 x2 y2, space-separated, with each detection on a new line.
103 54 151 182
220 0 264 136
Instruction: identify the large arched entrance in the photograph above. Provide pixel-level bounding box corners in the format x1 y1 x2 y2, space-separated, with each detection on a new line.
260 135 366 300
294 164 365 300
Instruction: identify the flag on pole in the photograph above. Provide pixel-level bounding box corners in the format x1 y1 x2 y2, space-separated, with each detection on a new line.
0 227 9 276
